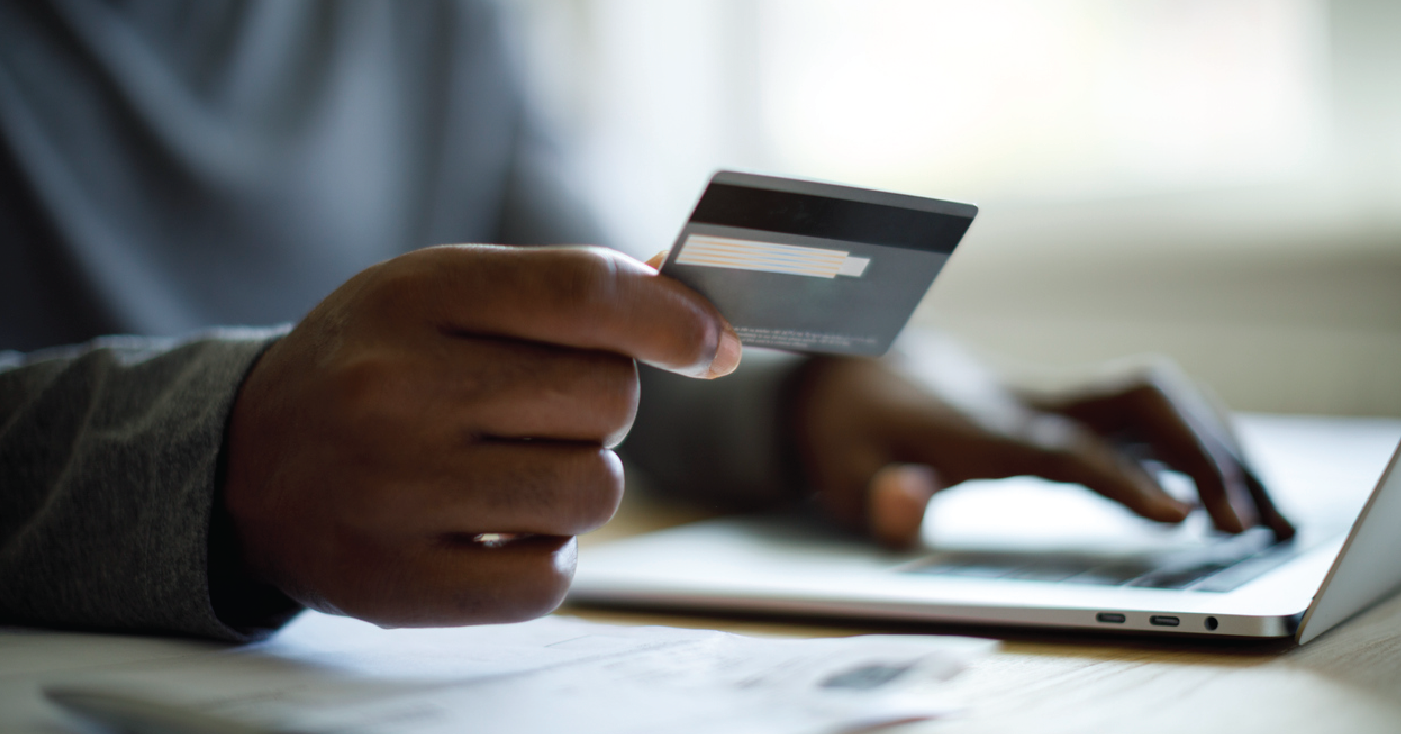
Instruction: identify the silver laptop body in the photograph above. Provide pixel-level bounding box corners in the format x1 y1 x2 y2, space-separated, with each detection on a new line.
571 415 1401 642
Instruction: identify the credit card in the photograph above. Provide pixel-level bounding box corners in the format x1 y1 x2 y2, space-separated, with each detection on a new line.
660 171 977 356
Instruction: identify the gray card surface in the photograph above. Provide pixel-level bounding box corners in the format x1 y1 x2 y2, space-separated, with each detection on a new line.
660 171 977 356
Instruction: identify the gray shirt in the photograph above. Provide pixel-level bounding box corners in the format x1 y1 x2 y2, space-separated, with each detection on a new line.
0 0 802 641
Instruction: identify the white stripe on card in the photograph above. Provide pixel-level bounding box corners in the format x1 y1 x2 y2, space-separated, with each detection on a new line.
674 234 869 279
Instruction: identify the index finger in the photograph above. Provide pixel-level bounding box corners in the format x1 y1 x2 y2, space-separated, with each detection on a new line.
375 245 742 379
881 407 1193 526
1050 373 1296 540
987 413 1197 525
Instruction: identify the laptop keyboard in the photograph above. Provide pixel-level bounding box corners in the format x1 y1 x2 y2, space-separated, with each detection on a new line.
902 527 1300 593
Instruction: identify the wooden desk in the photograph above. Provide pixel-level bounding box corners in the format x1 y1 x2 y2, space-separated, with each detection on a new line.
565 496 1401 734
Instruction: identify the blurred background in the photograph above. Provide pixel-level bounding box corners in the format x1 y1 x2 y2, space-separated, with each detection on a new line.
510 0 1400 417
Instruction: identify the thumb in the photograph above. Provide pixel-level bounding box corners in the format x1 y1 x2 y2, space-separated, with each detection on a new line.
868 464 942 548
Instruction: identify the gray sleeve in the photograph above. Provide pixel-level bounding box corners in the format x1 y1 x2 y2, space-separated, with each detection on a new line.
622 349 813 511
0 329 300 641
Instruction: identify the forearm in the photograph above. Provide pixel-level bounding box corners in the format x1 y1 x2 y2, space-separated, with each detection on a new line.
0 329 299 641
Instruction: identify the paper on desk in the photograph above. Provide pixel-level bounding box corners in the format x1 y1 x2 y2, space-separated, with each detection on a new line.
43 612 995 734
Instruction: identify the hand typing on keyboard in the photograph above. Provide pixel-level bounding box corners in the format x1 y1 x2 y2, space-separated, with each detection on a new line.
789 333 1296 549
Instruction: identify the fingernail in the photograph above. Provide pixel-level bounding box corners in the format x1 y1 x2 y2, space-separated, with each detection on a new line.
895 464 942 501
871 465 939 550
706 326 742 378
1270 516 1297 542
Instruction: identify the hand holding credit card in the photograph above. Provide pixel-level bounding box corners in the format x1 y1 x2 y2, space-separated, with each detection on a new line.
660 171 977 356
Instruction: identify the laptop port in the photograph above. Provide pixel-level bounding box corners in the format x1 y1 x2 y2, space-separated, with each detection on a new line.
1150 615 1181 627
1096 612 1126 624
1205 616 1219 631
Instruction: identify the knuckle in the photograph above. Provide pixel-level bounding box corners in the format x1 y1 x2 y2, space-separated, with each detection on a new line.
354 566 574 628
585 354 640 441
450 547 578 626
484 448 624 534
557 449 625 533
483 574 573 624
358 251 436 311
515 349 638 440
546 247 622 313
1022 429 1101 486
1010 414 1092 480
326 353 409 425
1121 381 1169 409
1031 445 1083 483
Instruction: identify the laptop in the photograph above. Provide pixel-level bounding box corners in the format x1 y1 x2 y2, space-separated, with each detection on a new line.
570 414 1401 642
